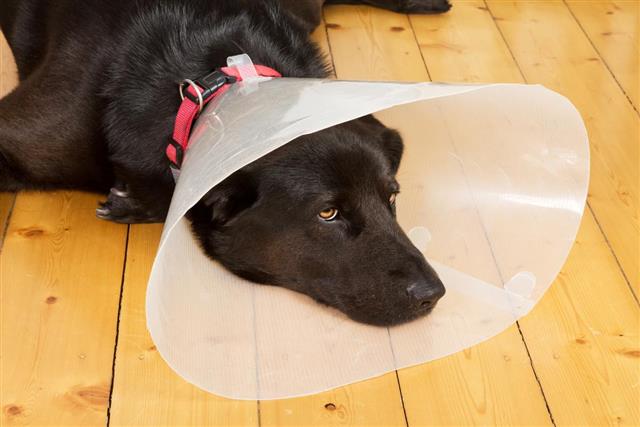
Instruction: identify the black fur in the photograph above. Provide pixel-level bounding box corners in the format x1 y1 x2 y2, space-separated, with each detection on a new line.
0 0 450 325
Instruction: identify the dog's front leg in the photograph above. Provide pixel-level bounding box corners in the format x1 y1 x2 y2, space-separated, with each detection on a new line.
97 89 179 224
325 0 451 13
96 163 174 224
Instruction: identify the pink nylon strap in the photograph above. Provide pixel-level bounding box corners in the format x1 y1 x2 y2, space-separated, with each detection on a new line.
167 65 281 167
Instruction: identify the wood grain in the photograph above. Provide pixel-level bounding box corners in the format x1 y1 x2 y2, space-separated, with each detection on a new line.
108 224 259 426
486 0 639 295
323 6 429 82
260 374 406 427
410 0 522 84
566 0 639 110
1 192 127 426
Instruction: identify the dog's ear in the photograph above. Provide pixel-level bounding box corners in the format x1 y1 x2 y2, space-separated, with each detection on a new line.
379 127 403 174
356 115 404 174
200 169 259 225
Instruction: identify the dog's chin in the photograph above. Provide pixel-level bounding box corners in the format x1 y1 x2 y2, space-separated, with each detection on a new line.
342 305 435 327
308 292 437 327
226 275 437 327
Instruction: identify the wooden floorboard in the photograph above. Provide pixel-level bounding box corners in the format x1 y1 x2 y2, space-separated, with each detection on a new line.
518 208 640 426
565 0 639 111
480 1 640 424
486 0 639 296
1 192 128 426
108 224 259 426
259 374 407 427
324 6 429 82
410 1 522 84
398 3 554 425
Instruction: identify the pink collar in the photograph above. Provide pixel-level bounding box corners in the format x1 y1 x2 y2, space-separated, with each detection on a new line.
167 65 281 169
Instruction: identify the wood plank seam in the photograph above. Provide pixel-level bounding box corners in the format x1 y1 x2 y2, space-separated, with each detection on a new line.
407 17 433 81
106 225 131 427
386 328 410 427
0 194 16 252
562 0 639 116
587 203 639 304
470 113 557 425
321 11 338 77
512 324 557 426
393 371 410 427
254 288 263 425
379 12 418 418
482 0 639 306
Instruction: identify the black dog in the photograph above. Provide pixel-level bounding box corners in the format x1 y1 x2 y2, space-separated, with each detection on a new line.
0 0 449 326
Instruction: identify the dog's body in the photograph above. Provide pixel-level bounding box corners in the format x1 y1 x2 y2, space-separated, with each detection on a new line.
0 0 334 219
0 0 449 325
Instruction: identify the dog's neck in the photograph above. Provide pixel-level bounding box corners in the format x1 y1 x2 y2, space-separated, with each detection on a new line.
101 1 330 155
104 1 329 94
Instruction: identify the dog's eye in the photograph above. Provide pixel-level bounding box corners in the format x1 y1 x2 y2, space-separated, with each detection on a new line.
319 207 339 221
389 193 397 205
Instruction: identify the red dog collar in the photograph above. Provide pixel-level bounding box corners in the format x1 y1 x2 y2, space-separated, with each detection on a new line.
167 64 281 168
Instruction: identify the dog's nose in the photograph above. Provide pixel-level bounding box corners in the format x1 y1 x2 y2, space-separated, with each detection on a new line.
405 280 445 309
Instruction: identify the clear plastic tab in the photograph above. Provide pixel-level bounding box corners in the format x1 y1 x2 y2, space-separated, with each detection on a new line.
227 53 259 80
146 78 589 400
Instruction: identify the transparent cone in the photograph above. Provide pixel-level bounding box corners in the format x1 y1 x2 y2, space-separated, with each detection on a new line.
146 75 589 400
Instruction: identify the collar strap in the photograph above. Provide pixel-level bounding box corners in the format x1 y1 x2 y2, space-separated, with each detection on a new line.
167 65 281 169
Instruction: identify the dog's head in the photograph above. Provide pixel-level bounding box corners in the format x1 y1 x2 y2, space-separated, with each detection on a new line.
188 115 445 326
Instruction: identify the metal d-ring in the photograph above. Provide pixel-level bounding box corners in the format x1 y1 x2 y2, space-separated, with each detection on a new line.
179 79 204 112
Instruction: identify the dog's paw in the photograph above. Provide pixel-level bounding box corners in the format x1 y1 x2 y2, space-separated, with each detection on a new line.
401 0 452 14
96 187 165 224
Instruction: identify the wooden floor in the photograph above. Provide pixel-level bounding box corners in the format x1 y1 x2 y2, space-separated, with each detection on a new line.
1 1 638 426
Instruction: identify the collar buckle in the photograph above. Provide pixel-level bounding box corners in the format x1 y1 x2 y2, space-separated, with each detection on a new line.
179 69 238 108
196 69 238 99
